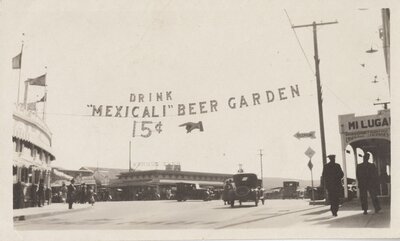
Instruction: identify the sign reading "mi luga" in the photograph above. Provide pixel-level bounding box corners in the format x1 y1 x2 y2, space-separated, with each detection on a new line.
339 110 391 133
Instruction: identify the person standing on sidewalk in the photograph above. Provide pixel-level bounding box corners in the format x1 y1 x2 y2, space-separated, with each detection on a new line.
30 183 38 207
67 179 76 209
356 152 381 215
322 154 344 217
37 179 45 207
87 186 95 206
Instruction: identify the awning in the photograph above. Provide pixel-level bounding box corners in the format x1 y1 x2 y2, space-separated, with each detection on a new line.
51 179 70 187
52 169 73 181
13 156 51 170
13 134 55 159
13 158 33 168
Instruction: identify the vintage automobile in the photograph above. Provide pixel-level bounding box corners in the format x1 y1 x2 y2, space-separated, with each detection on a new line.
282 181 299 199
175 182 211 201
228 173 260 207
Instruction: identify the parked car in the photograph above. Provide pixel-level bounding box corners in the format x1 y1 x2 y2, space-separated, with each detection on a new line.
228 173 260 207
175 183 211 201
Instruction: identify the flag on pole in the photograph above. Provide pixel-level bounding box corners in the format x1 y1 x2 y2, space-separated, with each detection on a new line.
27 74 46 86
308 160 313 170
12 52 22 69
37 93 47 102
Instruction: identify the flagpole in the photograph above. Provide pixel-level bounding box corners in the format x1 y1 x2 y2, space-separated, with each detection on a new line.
43 66 47 121
23 81 29 109
16 35 24 105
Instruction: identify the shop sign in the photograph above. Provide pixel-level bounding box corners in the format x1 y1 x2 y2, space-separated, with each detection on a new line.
339 110 390 134
344 128 390 144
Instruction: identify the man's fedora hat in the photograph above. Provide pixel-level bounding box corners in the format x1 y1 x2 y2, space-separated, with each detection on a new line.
327 154 336 159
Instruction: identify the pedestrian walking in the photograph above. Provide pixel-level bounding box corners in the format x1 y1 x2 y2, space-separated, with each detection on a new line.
222 179 233 205
356 153 381 214
322 154 344 217
67 179 76 209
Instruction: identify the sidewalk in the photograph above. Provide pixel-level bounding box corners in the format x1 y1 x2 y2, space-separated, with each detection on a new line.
13 203 92 222
301 197 390 228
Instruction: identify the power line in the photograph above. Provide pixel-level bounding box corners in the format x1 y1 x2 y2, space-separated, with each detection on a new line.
284 11 354 113
284 9 315 75
323 84 354 112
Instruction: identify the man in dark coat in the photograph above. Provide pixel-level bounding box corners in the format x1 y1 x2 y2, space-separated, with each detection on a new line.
67 179 76 209
322 154 344 217
356 153 381 214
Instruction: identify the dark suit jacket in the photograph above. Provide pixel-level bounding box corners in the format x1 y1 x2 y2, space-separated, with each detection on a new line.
356 162 379 190
322 162 344 192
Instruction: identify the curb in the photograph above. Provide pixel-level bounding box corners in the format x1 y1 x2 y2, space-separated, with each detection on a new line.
14 205 92 222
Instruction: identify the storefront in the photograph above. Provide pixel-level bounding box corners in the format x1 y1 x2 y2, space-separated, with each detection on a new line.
339 109 390 199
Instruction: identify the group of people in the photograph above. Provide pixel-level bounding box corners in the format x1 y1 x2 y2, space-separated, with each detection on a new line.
66 179 96 209
30 179 52 207
323 153 381 217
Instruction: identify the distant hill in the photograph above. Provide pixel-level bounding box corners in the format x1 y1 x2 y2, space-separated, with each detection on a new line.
262 177 320 189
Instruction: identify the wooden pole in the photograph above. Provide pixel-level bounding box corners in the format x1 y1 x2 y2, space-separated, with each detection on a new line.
292 20 338 190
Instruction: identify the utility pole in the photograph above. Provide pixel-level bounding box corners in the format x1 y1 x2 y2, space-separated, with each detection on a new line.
292 21 338 190
259 149 264 187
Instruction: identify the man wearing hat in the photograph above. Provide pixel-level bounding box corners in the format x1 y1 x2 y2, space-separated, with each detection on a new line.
322 154 344 216
356 152 381 214
67 179 76 209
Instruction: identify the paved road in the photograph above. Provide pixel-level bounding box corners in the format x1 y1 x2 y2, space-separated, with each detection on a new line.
14 199 389 230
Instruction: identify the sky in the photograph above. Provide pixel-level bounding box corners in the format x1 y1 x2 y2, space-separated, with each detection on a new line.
0 1 394 181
